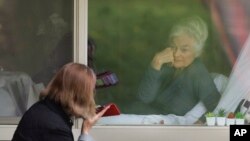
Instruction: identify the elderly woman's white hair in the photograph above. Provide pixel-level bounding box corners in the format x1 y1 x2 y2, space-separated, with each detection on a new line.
169 16 208 57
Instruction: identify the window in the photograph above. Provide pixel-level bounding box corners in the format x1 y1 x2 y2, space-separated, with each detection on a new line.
89 0 250 125
0 0 87 124
1 0 249 127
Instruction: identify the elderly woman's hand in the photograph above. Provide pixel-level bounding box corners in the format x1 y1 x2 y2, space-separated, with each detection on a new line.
81 105 110 134
151 47 174 70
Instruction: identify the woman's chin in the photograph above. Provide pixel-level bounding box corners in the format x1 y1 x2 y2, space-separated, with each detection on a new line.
173 64 183 69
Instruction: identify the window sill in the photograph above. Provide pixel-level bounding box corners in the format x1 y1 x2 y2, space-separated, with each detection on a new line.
0 125 229 141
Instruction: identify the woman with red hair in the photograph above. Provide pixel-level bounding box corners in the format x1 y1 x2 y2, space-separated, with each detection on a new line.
12 63 109 141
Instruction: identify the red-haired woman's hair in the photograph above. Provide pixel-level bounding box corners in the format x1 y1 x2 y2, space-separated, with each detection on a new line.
40 63 96 118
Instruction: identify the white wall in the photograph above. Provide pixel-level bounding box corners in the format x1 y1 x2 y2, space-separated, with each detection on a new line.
1 125 229 141
88 126 229 141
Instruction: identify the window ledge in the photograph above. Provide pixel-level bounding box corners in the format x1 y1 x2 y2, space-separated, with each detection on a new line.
0 125 229 141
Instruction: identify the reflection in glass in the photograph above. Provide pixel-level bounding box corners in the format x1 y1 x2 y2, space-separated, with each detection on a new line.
0 0 73 119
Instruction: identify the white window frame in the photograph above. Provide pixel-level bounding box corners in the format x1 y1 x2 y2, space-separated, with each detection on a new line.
74 0 88 65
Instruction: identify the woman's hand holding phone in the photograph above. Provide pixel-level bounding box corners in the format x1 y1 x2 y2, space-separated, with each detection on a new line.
81 105 110 134
96 103 120 117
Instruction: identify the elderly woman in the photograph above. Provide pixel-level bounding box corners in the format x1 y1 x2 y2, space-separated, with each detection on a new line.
137 16 221 120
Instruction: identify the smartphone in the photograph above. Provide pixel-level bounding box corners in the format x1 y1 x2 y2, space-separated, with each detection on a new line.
96 103 120 117
96 71 118 88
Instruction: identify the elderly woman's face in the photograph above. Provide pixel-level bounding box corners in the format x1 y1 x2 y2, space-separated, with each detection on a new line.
172 33 196 69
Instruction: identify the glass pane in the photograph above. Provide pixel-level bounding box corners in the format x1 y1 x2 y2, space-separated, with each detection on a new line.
0 0 73 121
89 0 250 125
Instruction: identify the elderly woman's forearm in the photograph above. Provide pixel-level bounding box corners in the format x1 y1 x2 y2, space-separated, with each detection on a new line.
137 67 163 103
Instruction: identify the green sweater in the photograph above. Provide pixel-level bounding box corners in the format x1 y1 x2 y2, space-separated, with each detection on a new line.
138 58 221 116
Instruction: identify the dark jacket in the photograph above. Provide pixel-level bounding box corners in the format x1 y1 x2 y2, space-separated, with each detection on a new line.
12 98 74 141
138 58 221 115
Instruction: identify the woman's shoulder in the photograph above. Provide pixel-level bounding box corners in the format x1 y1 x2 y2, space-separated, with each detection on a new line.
20 100 71 129
184 58 213 83
188 58 209 75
